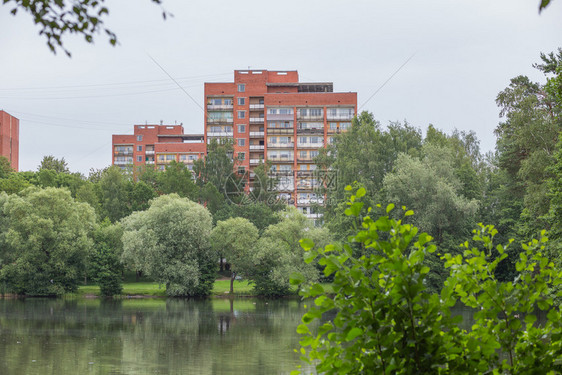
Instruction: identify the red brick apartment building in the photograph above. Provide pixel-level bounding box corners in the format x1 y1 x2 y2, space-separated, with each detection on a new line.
0 110 19 171
112 70 357 220
204 70 357 219
112 124 205 172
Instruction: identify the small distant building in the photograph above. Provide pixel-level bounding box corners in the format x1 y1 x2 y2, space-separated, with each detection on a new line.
0 110 19 171
112 124 205 172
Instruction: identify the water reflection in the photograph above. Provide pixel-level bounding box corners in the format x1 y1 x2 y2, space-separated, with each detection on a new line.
0 298 314 375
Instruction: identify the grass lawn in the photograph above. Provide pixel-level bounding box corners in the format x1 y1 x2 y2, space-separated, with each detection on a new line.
77 278 333 298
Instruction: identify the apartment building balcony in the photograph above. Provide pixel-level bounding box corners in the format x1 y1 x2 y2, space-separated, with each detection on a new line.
146 160 155 165
145 150 155 155
249 117 264 124
297 127 324 134
267 128 293 135
114 150 133 156
267 142 294 149
250 159 264 165
305 213 323 219
207 118 233 124
207 104 233 110
267 114 294 121
207 131 234 137
326 114 354 121
297 142 324 149
297 115 324 121
249 131 264 137
114 159 133 165
298 198 324 205
268 155 294 162
249 145 264 150
249 104 264 110
297 157 315 163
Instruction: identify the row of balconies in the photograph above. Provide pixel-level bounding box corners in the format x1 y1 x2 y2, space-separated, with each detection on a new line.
207 104 233 110
207 118 233 124
207 131 234 137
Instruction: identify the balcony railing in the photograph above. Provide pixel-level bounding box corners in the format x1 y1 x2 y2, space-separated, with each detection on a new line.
207 118 233 124
249 145 264 150
114 150 133 155
146 160 155 165
249 104 264 110
249 131 264 137
297 127 324 133
207 132 234 137
326 113 354 120
297 143 324 148
297 114 323 121
297 198 324 205
114 159 133 165
297 157 315 162
145 150 155 155
267 113 294 121
207 104 233 110
249 117 264 123
268 156 294 162
305 213 323 219
267 142 294 148
250 159 264 165
267 128 293 135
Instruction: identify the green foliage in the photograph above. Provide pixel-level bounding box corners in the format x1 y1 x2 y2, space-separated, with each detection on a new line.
211 217 258 293
3 0 168 56
156 160 198 200
0 187 96 296
120 194 216 297
97 166 133 222
38 155 69 173
0 156 14 178
292 187 562 374
0 172 30 194
250 208 330 297
89 220 123 296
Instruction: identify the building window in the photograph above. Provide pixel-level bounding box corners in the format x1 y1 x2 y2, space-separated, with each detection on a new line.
137 145 142 152
137 156 142 162
238 111 246 119
166 155 175 161
238 152 246 160
137 135 143 141
238 138 245 146
238 125 246 133
238 84 245 92
238 166 245 174
238 97 245 106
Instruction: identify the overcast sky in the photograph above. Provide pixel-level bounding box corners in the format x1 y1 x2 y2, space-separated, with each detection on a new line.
0 0 560 174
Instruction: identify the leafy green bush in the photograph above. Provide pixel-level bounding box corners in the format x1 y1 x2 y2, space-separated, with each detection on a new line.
292 186 562 374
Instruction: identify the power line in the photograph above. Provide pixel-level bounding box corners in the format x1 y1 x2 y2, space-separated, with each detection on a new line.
0 72 231 91
359 52 416 110
147 54 204 112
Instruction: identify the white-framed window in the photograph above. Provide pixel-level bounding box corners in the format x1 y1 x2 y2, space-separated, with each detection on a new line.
238 84 245 92
238 152 245 160
238 125 246 133
238 111 246 119
300 151 307 158
137 135 143 141
237 138 245 146
136 156 142 162
238 97 245 106
166 154 175 161
137 145 142 152
329 122 338 130
340 122 350 130
310 150 319 158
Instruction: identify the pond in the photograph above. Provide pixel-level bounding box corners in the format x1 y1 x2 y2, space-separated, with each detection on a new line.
0 298 317 375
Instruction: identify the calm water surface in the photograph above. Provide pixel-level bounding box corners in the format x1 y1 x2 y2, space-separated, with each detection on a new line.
0 298 316 375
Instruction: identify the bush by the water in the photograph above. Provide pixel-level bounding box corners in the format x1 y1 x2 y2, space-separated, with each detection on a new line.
292 187 562 375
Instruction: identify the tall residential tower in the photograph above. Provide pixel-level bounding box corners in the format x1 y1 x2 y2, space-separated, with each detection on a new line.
204 70 357 218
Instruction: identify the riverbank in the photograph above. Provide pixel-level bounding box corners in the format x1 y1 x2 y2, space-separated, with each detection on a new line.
75 279 256 298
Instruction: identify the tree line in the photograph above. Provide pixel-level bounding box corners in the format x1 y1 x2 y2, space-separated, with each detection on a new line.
0 49 560 299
